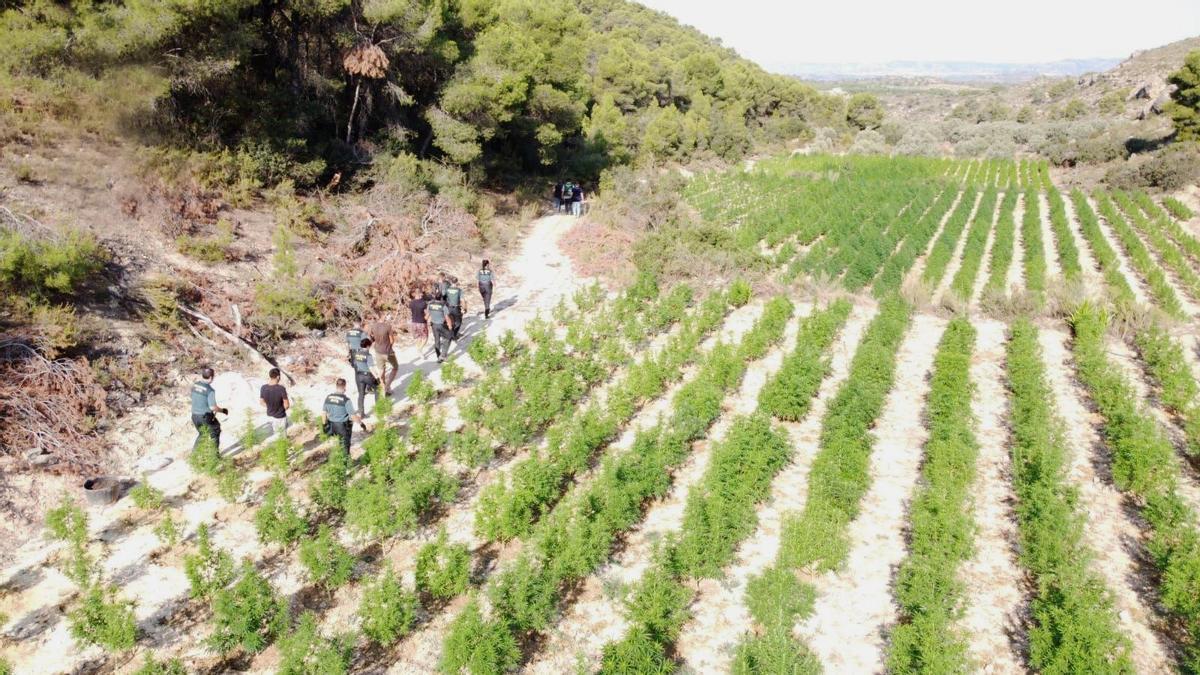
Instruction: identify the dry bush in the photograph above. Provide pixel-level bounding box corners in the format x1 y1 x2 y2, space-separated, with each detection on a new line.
560 220 637 284
0 337 107 473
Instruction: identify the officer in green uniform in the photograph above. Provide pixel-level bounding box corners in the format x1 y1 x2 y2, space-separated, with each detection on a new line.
349 337 379 415
346 325 366 353
190 367 228 450
426 296 455 363
445 277 466 341
323 378 362 453
477 260 494 319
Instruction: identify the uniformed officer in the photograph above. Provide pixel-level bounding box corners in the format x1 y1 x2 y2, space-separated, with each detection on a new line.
477 259 494 319
349 337 379 415
190 367 228 450
346 324 367 353
425 295 455 363
323 378 363 453
444 277 466 341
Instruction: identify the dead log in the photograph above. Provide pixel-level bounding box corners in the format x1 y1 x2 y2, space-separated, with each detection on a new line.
178 304 295 385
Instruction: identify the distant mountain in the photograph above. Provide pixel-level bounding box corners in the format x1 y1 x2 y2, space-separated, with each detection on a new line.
787 59 1124 83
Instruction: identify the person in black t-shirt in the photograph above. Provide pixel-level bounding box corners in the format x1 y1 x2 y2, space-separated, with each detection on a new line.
408 290 428 348
259 367 290 438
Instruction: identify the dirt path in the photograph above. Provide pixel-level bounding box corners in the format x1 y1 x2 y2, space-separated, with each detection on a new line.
1038 192 1063 281
1037 327 1172 673
795 312 946 673
1060 191 1102 284
523 303 805 674
1006 195 1026 294
969 192 1003 309
1085 195 1152 306
393 297 768 667
957 318 1025 673
673 303 875 673
933 191 984 304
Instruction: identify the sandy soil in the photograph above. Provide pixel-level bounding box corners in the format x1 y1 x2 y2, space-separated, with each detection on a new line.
1086 195 1151 306
957 318 1025 673
0 214 592 673
523 302 804 674
1038 192 1063 281
1060 191 1102 284
1036 327 1172 673
673 303 876 673
968 192 1003 308
933 191 984 303
1006 195 1027 294
794 312 946 673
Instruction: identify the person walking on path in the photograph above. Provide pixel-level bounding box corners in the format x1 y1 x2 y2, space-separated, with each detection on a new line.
349 338 379 414
436 272 451 302
369 315 399 392
190 367 228 450
477 259 494 319
445 277 466 341
408 290 429 348
323 378 363 453
553 181 563 212
571 183 584 216
346 324 366 352
259 367 290 439
426 295 455 363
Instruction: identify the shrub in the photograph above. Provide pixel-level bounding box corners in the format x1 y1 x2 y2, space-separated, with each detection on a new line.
309 446 350 511
254 478 308 546
439 599 520 675
183 523 235 599
153 512 180 549
129 475 165 511
730 628 820 675
208 561 289 655
0 228 106 299
260 435 292 474
68 583 137 652
621 564 692 644
131 654 186 675
441 357 465 387
409 409 448 456
407 369 435 404
450 426 492 468
299 524 355 590
759 301 851 421
45 494 88 544
746 566 814 631
415 528 470 600
176 219 235 263
359 565 419 646
467 334 500 369
289 397 314 426
600 626 675 675
188 434 223 477
1163 196 1195 221
1106 144 1200 191
277 612 351 675
728 278 752 307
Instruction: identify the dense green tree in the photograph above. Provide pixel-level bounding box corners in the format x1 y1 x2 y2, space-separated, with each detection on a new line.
1167 50 1200 142
847 93 884 130
0 0 844 180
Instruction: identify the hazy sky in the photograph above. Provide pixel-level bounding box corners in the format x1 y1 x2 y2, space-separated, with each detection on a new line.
635 0 1200 69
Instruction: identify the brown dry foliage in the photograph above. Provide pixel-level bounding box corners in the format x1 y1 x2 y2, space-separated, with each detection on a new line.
561 219 636 285
343 43 389 79
0 337 107 474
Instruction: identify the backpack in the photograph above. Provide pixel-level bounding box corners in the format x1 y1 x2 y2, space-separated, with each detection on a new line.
562 182 574 197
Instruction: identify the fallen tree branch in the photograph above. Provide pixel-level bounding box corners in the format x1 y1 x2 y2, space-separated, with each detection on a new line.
178 304 295 385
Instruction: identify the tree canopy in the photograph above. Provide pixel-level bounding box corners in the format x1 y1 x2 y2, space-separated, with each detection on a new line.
1167 50 1200 143
0 0 847 183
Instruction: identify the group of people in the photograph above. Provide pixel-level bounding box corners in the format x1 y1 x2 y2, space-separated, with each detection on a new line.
553 180 585 216
189 260 498 455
